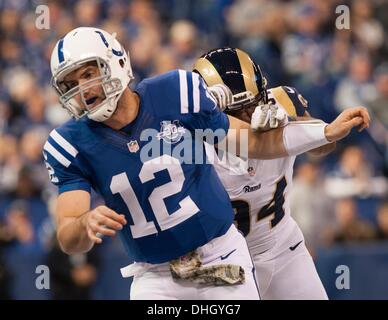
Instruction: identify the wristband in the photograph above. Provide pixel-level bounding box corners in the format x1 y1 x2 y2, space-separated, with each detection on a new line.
283 120 329 156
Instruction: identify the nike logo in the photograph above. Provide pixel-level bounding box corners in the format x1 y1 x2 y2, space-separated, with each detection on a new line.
289 240 303 251
220 249 237 260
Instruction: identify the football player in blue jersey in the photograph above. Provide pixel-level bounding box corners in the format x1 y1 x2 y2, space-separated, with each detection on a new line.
44 27 369 300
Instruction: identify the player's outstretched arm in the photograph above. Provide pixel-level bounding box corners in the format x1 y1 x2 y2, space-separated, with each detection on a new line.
296 112 336 156
226 107 370 159
56 190 127 254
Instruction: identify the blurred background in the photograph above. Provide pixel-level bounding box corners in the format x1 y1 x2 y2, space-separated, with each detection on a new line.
0 0 387 300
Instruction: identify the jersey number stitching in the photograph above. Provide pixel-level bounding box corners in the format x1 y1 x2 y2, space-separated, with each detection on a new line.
110 155 200 238
232 176 287 236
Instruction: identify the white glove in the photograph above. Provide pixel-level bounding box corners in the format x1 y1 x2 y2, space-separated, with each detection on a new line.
251 103 288 131
208 84 233 111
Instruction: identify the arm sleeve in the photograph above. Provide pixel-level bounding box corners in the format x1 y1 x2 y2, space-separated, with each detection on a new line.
176 70 230 143
43 132 91 195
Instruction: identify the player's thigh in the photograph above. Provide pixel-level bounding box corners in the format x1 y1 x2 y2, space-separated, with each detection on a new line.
199 232 260 300
253 255 275 299
130 271 170 300
198 266 260 300
130 271 196 300
263 247 328 300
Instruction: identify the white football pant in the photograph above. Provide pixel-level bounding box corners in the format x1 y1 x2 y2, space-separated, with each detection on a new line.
253 219 328 300
127 224 260 300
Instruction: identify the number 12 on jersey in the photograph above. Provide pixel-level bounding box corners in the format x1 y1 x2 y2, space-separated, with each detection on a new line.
110 155 200 239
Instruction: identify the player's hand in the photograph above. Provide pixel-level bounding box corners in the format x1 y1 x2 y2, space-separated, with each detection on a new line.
324 107 370 142
251 103 288 131
208 84 233 111
82 205 127 244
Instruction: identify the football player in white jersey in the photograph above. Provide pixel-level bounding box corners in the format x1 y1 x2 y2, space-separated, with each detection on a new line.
194 47 339 299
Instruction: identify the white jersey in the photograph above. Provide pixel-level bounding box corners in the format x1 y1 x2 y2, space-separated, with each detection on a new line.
206 145 296 254
207 86 309 254
206 86 328 299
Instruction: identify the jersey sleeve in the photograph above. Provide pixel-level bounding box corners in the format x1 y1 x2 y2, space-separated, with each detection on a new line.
268 86 309 117
176 70 230 143
43 129 91 194
179 70 229 130
152 70 229 130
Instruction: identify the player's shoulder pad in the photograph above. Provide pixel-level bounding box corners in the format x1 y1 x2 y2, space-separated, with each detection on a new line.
43 118 81 169
267 85 308 117
135 69 215 116
136 69 179 92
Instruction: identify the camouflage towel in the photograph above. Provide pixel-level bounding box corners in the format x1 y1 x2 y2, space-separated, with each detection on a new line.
169 251 245 285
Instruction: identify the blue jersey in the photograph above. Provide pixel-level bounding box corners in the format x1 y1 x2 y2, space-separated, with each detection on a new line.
43 70 234 263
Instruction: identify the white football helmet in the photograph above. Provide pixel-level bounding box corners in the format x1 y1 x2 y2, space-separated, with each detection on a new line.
50 27 134 122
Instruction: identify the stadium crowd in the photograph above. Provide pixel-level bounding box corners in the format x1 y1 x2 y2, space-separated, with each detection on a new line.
0 0 387 299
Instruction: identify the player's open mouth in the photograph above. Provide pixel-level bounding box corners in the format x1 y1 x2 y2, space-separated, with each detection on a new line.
85 96 103 110
86 96 98 106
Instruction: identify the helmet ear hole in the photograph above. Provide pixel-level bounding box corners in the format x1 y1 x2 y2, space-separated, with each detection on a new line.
119 59 125 68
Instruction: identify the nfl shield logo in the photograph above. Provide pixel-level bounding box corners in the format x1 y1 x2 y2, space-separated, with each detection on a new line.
127 140 139 153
